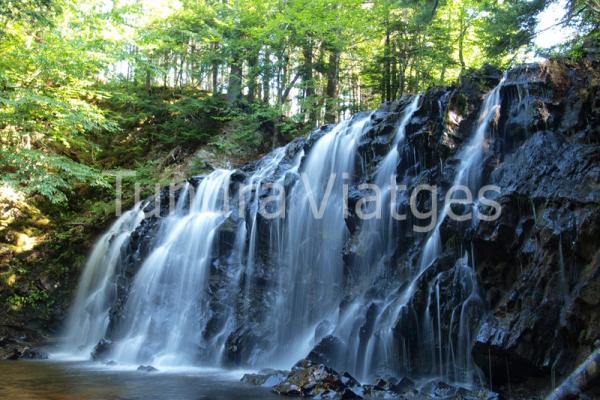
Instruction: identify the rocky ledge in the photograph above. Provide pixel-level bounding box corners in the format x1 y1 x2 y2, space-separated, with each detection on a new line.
242 358 498 399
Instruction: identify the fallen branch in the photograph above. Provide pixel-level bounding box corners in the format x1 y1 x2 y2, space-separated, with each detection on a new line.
546 348 600 400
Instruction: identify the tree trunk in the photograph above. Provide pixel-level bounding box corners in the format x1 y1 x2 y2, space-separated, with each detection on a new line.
145 66 152 95
546 348 600 400
324 49 339 124
390 43 398 100
163 52 169 87
175 54 186 87
458 33 466 75
280 70 301 105
227 59 243 104
277 52 289 104
212 43 219 96
398 58 408 98
302 43 314 98
458 10 467 76
263 48 271 103
302 42 316 123
383 26 391 102
247 53 258 104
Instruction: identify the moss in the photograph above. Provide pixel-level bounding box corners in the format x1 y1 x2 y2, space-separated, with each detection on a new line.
0 184 116 332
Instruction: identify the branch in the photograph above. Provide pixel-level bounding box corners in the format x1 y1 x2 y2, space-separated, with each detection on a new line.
546 348 600 400
431 0 439 19
279 70 301 104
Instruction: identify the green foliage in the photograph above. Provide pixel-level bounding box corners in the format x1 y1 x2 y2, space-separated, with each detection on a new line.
98 85 225 157
0 147 109 205
0 0 57 34
0 0 595 213
211 103 305 154
7 290 50 312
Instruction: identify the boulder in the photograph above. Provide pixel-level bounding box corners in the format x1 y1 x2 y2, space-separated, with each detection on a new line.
307 335 345 371
271 359 347 397
241 369 288 388
20 347 49 360
91 338 112 361
390 377 415 394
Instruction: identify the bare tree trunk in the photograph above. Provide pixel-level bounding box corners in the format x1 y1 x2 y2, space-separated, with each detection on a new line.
383 26 391 101
390 43 398 101
212 43 219 96
163 52 169 88
227 59 243 104
546 349 600 400
263 48 271 103
280 70 301 104
302 41 317 123
175 54 186 87
277 52 289 104
458 8 467 76
145 66 152 94
324 49 339 124
247 53 258 104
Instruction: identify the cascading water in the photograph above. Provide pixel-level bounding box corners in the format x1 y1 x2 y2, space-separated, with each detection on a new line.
61 76 506 385
61 203 146 357
268 115 371 365
106 170 236 366
316 78 506 382
353 94 421 280
419 74 506 271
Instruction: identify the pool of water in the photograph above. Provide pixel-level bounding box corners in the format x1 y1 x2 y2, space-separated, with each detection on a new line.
0 360 280 400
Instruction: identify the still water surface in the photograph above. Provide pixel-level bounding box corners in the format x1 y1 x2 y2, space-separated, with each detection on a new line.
0 360 279 400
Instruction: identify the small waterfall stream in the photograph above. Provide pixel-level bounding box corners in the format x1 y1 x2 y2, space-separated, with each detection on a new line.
61 77 507 385
62 203 146 357
419 74 506 271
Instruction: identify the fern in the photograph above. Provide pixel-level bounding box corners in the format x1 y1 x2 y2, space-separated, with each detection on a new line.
0 148 110 205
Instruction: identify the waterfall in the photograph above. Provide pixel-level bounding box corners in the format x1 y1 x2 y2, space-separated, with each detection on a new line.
419 75 506 271
61 202 146 357
270 115 370 365
327 78 505 382
62 77 506 384
354 94 421 280
413 76 505 381
106 170 235 366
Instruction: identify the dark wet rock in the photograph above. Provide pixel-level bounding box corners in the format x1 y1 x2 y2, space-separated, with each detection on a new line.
241 369 288 387
271 359 347 397
0 340 49 360
357 384 385 398
339 387 363 399
340 372 360 388
223 325 265 366
5 348 22 360
307 335 345 371
372 378 390 391
91 338 112 361
421 380 459 397
20 347 49 360
137 365 158 372
272 382 302 396
389 377 415 394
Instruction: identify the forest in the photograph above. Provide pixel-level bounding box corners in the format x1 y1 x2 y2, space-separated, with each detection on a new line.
1 0 596 208
1 0 600 399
